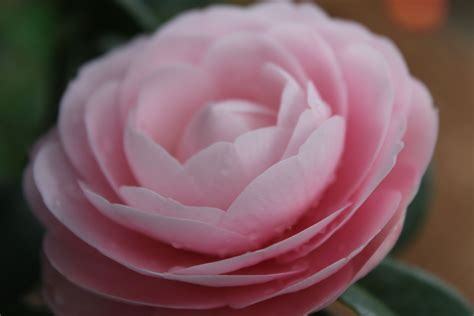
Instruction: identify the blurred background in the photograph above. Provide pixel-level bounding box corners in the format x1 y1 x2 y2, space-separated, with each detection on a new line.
0 0 472 314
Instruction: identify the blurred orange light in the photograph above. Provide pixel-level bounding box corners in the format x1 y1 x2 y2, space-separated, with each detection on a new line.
387 0 448 31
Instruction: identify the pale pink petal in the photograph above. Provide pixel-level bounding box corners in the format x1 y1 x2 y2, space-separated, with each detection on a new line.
82 185 256 256
43 228 328 310
202 32 306 106
268 23 347 116
228 265 353 316
44 233 226 309
222 117 345 244
233 126 291 180
133 64 216 152
33 140 211 275
274 67 308 128
84 81 135 191
124 117 201 205
353 206 405 280
315 44 394 215
283 84 330 158
306 82 332 118
23 164 58 229
43 260 155 316
119 34 213 117
43 258 352 316
231 188 401 308
174 204 349 275
58 39 144 189
46 231 304 295
316 19 411 116
279 116 405 263
183 125 291 210
184 142 249 209
375 37 412 115
398 79 438 178
120 186 224 225
177 100 275 162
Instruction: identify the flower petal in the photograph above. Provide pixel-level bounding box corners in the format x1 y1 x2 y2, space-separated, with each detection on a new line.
174 203 349 275
33 140 211 274
124 116 201 205
222 116 345 244
202 32 305 107
85 81 135 192
268 23 347 116
315 44 394 216
232 188 401 308
177 100 275 162
133 64 216 152
120 186 224 225
82 185 256 256
58 40 143 190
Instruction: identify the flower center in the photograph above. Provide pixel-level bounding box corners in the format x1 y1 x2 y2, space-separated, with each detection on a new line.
176 99 276 162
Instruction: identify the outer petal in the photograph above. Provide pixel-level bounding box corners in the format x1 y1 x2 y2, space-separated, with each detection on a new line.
43 255 353 316
119 186 224 225
82 185 257 256
85 81 135 192
279 112 405 263
32 139 212 275
231 188 401 308
398 79 438 178
44 232 307 309
58 39 143 190
314 44 394 217
174 204 349 275
43 260 155 316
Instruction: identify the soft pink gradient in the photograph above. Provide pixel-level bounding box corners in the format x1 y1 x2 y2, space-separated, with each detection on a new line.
24 2 438 315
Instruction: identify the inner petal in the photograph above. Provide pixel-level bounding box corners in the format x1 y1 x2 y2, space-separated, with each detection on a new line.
176 100 275 162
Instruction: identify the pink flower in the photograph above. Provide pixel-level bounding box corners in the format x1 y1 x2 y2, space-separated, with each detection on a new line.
24 2 438 315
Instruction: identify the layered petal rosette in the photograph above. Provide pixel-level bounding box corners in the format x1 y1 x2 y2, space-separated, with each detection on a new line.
24 2 438 315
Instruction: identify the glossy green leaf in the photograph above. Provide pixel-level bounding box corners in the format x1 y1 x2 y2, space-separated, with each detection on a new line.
392 168 433 254
339 284 397 316
0 0 58 181
358 258 473 316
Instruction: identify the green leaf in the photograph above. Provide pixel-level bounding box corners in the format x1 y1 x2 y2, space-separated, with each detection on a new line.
338 284 397 316
358 258 473 316
392 168 433 254
0 0 58 181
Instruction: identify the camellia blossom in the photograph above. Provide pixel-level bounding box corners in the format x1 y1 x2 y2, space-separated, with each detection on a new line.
24 2 438 315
